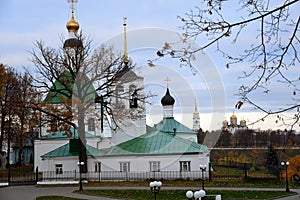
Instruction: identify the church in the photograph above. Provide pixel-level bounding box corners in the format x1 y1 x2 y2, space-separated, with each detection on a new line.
34 1 210 182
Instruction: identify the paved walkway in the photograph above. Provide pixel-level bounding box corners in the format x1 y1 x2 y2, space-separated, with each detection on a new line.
0 185 299 199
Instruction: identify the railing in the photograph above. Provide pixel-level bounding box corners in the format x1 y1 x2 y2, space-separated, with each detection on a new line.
212 162 279 180
0 162 280 185
41 170 208 182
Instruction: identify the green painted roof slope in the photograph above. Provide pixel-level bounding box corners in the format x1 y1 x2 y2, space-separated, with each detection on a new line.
43 70 97 104
105 127 208 156
41 143 103 158
39 127 98 140
154 117 197 135
43 71 74 104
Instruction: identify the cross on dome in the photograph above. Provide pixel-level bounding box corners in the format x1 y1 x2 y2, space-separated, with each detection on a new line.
164 77 171 87
66 0 79 33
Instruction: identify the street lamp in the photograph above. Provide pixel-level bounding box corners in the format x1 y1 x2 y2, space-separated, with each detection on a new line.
186 190 206 200
281 161 290 192
77 161 84 191
200 165 207 190
150 181 162 200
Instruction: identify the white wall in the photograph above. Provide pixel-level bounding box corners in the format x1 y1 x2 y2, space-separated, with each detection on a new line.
34 139 69 171
39 152 210 173
99 153 210 172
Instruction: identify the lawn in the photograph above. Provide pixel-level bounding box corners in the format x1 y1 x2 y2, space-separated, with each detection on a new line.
84 178 297 188
36 196 85 200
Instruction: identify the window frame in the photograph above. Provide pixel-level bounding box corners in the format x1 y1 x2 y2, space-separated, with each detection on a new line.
88 118 95 132
55 164 63 174
120 162 130 172
95 162 101 172
149 161 161 172
179 161 191 172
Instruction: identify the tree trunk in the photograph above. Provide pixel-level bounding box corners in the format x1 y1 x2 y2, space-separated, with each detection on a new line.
78 110 87 173
0 113 5 151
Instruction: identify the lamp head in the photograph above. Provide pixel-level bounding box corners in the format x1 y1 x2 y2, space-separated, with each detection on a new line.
186 191 193 199
199 189 206 197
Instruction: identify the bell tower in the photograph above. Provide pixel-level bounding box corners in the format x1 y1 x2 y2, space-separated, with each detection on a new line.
192 100 201 131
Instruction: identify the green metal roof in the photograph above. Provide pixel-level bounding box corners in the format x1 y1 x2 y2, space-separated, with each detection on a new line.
41 143 104 158
39 127 98 140
105 126 208 156
40 119 207 158
154 117 197 135
43 70 96 104
43 71 74 104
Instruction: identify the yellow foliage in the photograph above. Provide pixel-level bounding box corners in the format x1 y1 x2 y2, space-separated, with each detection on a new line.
281 155 300 180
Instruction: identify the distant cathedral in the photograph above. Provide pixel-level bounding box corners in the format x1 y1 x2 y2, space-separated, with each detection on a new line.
222 114 247 133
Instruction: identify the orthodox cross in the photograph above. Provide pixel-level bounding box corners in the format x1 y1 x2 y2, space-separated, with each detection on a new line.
68 0 78 12
164 77 171 87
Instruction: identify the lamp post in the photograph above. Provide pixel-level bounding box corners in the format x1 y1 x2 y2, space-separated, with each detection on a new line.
77 161 84 191
281 161 290 192
186 190 206 200
150 181 162 200
200 165 207 190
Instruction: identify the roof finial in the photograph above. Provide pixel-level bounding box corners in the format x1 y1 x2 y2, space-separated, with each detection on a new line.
123 17 129 65
66 0 79 33
164 77 171 87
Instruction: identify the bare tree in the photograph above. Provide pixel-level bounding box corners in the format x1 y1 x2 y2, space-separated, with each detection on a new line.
156 0 299 129
30 32 143 172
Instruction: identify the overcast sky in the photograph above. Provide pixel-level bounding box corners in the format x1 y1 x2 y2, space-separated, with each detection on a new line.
0 0 298 131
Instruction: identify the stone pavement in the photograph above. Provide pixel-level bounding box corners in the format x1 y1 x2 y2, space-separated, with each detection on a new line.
0 185 299 200
0 185 115 200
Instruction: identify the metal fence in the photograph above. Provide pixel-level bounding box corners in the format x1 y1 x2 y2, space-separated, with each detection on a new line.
0 166 38 186
212 162 279 180
41 170 207 182
0 162 280 185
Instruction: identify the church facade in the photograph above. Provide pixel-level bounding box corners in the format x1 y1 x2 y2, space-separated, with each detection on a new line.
34 1 210 182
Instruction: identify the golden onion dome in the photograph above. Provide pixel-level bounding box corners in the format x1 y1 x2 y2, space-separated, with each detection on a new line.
230 114 237 119
223 119 228 123
240 119 246 123
66 12 79 32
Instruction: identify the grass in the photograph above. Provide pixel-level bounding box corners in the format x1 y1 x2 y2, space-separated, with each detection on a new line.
36 196 85 200
85 178 298 188
36 190 296 200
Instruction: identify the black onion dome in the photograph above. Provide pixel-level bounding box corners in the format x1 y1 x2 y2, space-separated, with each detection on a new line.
63 38 83 49
161 88 175 106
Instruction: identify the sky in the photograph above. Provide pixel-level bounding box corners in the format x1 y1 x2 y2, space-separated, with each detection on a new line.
0 0 299 131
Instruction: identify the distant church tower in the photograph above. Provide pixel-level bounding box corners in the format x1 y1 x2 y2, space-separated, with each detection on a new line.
192 100 201 131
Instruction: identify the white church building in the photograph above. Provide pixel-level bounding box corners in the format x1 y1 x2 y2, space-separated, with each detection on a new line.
34 2 210 182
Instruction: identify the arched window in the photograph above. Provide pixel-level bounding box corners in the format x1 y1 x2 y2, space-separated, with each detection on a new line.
88 118 95 132
129 84 137 108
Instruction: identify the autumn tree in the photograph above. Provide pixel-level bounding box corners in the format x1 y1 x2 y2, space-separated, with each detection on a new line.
265 144 280 178
0 66 38 167
157 0 299 129
0 67 19 152
0 64 7 98
215 129 232 147
0 67 22 168
0 64 8 151
13 72 38 165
